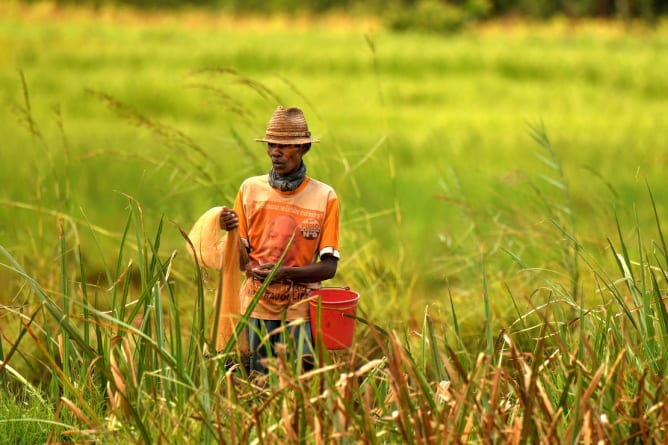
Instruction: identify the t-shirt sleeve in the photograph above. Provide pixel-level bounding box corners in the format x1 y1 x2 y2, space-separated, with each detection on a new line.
319 192 340 259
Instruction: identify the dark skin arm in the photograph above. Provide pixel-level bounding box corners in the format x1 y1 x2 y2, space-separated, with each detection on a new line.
219 207 338 283
249 255 338 283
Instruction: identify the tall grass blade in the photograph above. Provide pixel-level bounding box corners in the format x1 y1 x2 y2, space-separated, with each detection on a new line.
0 333 5 392
78 246 91 348
176 224 207 369
528 121 580 302
425 310 447 382
58 219 71 387
447 287 466 354
481 260 493 356
647 182 668 269
649 268 668 352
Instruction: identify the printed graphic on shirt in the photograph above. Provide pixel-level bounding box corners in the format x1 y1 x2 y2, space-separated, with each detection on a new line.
262 214 298 264
300 217 321 240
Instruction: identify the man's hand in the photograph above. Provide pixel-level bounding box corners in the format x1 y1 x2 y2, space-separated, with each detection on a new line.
247 262 293 283
219 207 239 231
249 263 277 280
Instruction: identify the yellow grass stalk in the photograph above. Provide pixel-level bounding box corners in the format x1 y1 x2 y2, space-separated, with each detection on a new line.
582 409 593 445
60 396 96 429
507 416 523 445
460 409 475 443
313 413 323 445
483 368 502 438
580 363 606 411
108 335 138 418
107 354 124 416
107 340 128 415
281 397 298 443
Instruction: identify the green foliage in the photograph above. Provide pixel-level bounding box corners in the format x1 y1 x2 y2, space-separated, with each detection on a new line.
382 0 494 34
0 389 61 445
1 4 667 312
13 0 668 21
2 7 668 441
5 188 668 442
385 0 471 33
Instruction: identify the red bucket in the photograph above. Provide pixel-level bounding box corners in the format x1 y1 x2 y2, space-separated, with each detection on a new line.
309 288 360 350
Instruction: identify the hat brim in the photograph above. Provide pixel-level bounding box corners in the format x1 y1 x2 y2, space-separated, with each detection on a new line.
256 137 320 144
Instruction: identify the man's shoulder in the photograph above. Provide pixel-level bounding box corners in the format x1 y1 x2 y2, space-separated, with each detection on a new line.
305 177 336 195
240 175 269 189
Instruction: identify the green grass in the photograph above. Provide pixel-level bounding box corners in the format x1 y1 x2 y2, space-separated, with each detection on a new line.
3 200 668 442
0 388 63 444
2 9 667 297
1 2 667 342
2 5 668 442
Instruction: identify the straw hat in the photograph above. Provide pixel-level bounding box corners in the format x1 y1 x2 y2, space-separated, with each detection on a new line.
256 106 320 145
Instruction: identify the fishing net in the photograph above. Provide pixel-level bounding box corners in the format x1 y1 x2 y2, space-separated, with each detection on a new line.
187 207 247 353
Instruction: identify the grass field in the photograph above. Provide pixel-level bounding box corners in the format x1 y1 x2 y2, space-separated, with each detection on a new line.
2 3 668 442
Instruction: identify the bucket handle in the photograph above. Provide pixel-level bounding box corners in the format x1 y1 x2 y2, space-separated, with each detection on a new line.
306 286 354 301
317 304 358 312
320 286 351 291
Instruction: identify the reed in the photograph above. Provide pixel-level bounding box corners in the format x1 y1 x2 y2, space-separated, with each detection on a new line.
3 173 668 442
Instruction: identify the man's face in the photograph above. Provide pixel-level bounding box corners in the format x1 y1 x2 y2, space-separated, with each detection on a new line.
267 143 307 176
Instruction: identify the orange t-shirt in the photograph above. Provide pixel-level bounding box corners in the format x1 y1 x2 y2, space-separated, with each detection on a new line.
234 175 340 320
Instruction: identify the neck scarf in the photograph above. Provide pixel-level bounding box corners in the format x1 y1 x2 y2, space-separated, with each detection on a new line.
268 162 307 192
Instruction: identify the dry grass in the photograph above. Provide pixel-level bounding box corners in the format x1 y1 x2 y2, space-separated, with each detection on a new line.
4 206 668 443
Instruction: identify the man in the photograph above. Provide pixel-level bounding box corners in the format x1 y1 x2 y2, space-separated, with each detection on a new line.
219 106 340 373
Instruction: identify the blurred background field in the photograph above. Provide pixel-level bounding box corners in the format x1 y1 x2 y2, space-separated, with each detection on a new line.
1 0 668 346
3 1 668 442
